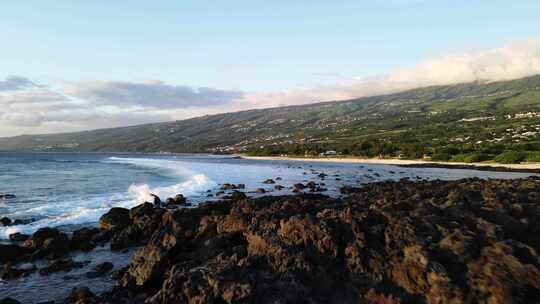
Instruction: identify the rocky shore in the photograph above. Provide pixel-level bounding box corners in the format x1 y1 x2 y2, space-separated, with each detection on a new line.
2 177 540 303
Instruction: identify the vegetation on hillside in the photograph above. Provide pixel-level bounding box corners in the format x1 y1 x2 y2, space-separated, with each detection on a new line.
2 75 540 164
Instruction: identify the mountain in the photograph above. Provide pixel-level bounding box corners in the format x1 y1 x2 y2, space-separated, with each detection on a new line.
2 75 540 161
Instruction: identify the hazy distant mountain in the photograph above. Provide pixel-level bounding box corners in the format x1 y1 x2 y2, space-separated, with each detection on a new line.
2 75 540 154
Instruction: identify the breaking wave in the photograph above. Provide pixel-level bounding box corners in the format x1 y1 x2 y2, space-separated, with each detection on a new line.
0 157 214 239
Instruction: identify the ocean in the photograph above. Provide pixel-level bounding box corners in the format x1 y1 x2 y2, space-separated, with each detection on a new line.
0 152 535 240
0 152 537 302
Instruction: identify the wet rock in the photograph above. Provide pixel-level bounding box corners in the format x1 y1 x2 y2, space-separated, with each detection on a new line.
1 217 11 226
109 203 165 251
64 287 99 304
24 228 70 259
255 188 266 194
39 259 85 275
150 194 161 205
340 185 362 194
165 194 186 205
292 183 306 192
8 232 30 242
0 244 27 263
71 227 100 251
263 179 275 184
224 191 247 201
99 207 130 230
0 298 20 304
220 183 245 190
86 262 114 278
0 194 16 200
274 185 285 191
12 219 30 225
1 262 36 280
99 178 540 303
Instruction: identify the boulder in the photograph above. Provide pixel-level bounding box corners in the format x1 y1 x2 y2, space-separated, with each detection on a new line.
99 207 130 230
39 259 85 275
0 298 20 304
224 191 247 201
1 263 36 280
64 287 99 304
0 244 27 263
8 232 29 242
150 194 161 205
255 188 266 194
165 194 186 205
263 179 275 184
86 261 114 278
0 217 11 226
71 227 100 251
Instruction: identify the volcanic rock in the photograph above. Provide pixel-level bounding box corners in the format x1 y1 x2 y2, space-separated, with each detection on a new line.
99 207 130 230
102 178 540 303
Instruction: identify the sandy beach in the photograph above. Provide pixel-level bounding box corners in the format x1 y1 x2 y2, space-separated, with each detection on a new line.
241 155 540 170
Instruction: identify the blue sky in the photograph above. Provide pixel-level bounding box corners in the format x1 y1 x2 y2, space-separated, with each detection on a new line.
1 1 540 136
2 1 539 90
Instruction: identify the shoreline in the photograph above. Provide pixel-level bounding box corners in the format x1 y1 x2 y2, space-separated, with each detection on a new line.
3 177 538 303
2 177 539 303
241 155 540 173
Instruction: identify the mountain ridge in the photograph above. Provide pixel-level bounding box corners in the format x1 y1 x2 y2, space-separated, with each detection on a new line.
2 75 540 160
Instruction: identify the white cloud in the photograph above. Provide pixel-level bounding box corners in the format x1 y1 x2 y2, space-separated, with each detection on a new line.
0 75 38 91
1 37 540 137
65 80 244 109
240 37 540 108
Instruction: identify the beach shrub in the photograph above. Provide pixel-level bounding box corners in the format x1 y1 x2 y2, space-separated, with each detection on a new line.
451 153 489 163
525 151 540 162
431 152 452 161
494 151 526 164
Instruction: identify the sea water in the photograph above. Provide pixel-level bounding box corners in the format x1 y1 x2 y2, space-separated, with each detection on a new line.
0 152 536 302
0 152 535 239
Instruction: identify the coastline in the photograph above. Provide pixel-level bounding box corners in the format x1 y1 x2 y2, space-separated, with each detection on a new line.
240 155 540 173
3 177 538 303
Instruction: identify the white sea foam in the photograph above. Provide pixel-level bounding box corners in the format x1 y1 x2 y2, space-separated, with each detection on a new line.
0 157 214 239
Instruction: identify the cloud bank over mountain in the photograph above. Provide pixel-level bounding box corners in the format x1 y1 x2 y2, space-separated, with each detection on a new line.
1 37 540 137
241 37 540 108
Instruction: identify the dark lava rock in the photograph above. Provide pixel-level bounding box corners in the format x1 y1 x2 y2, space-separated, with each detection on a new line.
274 185 285 191
64 287 99 304
100 178 540 304
1 217 11 226
340 185 362 194
71 227 100 251
23 228 70 259
39 259 85 275
99 207 130 230
86 262 114 278
1 262 36 280
263 179 275 184
224 191 247 201
166 194 186 205
109 203 165 251
0 298 20 304
8 232 30 242
150 194 161 205
12 219 30 225
0 244 28 263
0 194 16 200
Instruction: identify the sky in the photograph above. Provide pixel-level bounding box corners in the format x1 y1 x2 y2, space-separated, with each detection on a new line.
1 1 540 137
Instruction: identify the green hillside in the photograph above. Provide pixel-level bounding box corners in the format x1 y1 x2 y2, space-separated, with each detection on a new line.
2 75 540 163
